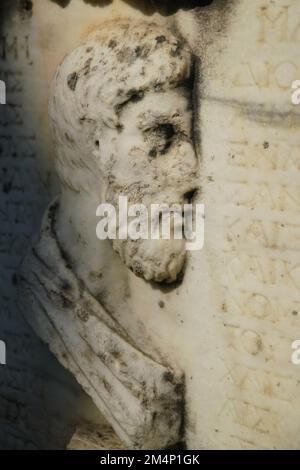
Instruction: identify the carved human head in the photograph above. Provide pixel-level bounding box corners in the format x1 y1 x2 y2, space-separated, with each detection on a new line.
49 19 198 283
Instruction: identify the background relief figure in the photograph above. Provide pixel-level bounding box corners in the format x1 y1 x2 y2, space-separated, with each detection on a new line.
19 19 198 449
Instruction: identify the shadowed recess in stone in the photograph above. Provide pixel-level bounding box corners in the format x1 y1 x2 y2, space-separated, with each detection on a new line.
49 0 214 15
0 0 17 29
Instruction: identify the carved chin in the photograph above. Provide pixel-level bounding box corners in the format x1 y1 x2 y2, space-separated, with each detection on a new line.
113 238 186 283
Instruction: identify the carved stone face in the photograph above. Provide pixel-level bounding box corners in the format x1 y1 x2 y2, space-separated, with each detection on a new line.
99 88 198 283
50 20 198 283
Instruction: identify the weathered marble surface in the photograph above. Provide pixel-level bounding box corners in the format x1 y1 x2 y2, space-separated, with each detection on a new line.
20 18 193 449
0 0 106 450
173 0 300 449
2 0 300 451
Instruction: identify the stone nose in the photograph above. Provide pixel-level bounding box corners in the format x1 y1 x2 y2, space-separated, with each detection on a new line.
179 141 198 169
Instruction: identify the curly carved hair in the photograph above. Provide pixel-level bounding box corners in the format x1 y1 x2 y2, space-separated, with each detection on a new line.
49 19 193 192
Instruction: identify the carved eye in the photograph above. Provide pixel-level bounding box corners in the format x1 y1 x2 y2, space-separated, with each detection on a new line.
148 123 176 157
